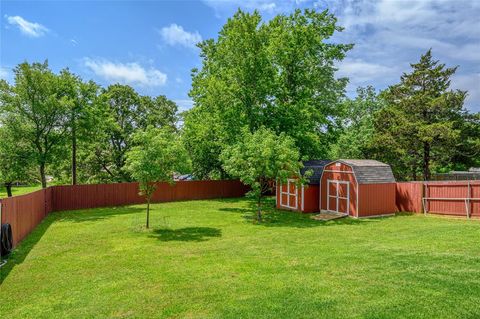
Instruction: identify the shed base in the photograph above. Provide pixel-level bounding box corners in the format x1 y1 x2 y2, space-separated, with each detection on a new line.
356 213 395 219
313 211 348 221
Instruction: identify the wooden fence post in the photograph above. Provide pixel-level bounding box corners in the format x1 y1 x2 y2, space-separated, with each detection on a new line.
466 181 471 219
422 182 427 215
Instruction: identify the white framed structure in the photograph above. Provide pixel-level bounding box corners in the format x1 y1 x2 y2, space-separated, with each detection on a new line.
320 160 397 218
326 179 350 215
279 179 298 210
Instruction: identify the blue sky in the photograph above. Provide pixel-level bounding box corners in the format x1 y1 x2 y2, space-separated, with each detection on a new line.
1 0 479 112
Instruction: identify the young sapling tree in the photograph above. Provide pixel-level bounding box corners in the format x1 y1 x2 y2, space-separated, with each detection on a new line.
221 127 305 222
125 126 189 228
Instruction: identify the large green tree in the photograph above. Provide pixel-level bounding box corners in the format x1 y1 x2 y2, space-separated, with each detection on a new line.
373 50 468 180
57 69 102 185
184 9 351 178
221 127 304 221
92 85 179 182
0 61 69 188
125 126 189 228
265 9 351 157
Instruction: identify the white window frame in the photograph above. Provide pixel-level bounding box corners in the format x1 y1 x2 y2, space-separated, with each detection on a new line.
280 179 298 210
327 179 349 215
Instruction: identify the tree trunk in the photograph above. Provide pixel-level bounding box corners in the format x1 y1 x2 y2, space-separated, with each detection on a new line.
5 182 13 197
257 196 262 222
39 162 47 188
71 116 77 185
423 142 431 181
146 198 150 229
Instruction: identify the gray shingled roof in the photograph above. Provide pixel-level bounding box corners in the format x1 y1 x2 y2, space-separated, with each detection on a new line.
338 159 396 184
301 160 331 185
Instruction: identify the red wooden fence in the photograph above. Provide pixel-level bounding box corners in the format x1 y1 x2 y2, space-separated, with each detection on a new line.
395 181 480 218
396 182 423 213
1 180 248 247
0 188 52 247
424 181 480 218
2 179 479 248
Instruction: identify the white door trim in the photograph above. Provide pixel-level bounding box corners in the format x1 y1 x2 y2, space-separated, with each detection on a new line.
327 179 349 215
279 179 298 210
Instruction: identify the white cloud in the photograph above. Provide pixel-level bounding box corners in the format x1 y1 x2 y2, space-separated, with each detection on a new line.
5 15 48 37
314 0 480 111
257 2 276 12
336 58 400 94
159 24 202 49
84 58 167 87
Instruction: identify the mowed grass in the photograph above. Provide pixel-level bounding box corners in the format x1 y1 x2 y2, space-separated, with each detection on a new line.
0 184 42 198
1 198 480 318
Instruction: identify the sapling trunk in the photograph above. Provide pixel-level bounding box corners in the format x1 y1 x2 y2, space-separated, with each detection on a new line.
141 184 156 229
146 198 151 229
257 195 262 222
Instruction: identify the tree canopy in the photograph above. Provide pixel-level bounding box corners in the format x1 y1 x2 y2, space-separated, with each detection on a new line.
184 8 351 178
0 62 180 187
0 61 70 188
330 86 383 159
372 50 469 180
0 11 479 189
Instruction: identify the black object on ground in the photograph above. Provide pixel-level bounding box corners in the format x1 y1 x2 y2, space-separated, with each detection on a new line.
1 223 13 257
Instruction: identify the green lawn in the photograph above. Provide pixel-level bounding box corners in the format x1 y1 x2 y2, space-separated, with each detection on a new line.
1 198 480 318
0 184 42 198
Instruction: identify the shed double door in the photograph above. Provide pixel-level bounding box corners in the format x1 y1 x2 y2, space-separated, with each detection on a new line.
280 179 298 210
327 180 349 215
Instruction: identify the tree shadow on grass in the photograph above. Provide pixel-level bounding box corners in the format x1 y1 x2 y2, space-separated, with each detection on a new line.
56 206 145 223
219 198 379 228
0 213 55 285
149 227 222 242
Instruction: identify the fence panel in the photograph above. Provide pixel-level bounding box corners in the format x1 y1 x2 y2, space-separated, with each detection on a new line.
396 181 480 218
396 182 423 213
0 189 52 247
424 182 480 218
52 180 248 212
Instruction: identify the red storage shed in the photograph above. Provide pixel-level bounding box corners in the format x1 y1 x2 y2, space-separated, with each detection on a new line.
276 160 330 213
320 159 397 218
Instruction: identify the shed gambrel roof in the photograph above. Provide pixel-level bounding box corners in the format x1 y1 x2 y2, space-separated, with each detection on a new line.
301 160 331 185
337 159 396 184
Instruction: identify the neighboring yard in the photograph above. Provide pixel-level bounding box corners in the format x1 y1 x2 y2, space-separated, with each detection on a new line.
1 198 479 318
0 185 42 198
